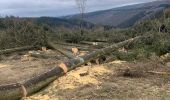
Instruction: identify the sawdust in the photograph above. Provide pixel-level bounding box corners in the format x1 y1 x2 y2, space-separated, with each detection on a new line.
0 64 8 68
25 60 170 100
56 65 111 90
25 64 112 100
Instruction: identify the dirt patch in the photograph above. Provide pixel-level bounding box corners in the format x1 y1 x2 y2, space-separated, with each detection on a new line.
0 49 91 85
0 50 63 84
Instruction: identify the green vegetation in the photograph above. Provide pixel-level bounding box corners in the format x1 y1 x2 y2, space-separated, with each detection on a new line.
0 17 48 49
0 8 170 61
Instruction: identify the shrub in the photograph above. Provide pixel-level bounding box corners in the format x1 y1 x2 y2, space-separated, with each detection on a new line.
0 17 48 49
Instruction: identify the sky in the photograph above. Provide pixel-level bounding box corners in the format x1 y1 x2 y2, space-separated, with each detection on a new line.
0 0 157 17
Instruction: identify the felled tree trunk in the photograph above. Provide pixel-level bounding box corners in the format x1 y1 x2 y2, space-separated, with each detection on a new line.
0 46 35 55
29 51 61 59
59 36 141 72
47 42 75 59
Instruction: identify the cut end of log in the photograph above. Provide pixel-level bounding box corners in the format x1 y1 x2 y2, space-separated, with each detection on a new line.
71 47 79 56
41 47 47 52
20 84 27 98
59 63 68 73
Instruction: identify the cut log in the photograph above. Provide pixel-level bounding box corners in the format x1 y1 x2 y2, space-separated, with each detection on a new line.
0 46 36 55
47 42 75 59
28 51 61 59
61 36 141 71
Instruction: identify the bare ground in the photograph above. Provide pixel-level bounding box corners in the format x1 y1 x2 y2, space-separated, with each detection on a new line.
0 50 64 84
25 60 170 100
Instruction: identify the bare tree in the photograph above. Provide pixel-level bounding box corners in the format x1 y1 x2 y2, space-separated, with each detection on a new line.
75 0 87 35
76 0 87 20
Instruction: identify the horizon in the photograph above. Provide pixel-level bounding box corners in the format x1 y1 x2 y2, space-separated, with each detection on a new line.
0 0 157 17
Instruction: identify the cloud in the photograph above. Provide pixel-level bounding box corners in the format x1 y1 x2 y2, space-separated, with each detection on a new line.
0 0 156 17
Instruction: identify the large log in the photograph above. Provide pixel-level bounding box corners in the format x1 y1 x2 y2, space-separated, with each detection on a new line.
47 42 75 59
0 46 36 55
61 36 141 71
29 51 61 59
0 36 141 100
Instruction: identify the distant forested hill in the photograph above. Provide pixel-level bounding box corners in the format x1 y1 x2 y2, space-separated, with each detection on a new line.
64 0 170 28
34 17 95 29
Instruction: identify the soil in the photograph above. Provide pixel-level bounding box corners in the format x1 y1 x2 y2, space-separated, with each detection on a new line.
0 50 64 84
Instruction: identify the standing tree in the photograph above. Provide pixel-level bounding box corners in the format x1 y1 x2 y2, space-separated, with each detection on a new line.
75 0 87 35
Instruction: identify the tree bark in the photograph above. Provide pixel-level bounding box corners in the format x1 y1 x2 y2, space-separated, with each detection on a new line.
29 51 61 59
0 46 35 55
47 42 75 59
60 36 141 71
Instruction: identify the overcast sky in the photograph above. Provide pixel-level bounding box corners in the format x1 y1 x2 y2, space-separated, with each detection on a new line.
0 0 157 17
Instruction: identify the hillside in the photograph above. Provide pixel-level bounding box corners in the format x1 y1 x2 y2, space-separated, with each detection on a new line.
34 17 95 29
64 0 170 28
